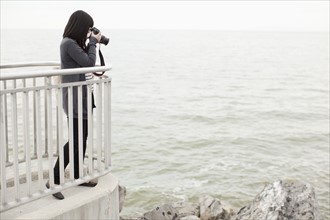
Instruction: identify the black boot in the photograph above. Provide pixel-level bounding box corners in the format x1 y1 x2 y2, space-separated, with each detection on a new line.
79 181 98 187
46 181 65 200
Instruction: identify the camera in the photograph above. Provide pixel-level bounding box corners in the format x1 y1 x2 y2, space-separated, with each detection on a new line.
90 27 109 45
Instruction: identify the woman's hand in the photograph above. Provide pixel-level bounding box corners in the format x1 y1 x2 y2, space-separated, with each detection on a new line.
91 32 102 43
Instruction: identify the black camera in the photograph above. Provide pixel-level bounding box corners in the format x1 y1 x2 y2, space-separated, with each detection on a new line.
90 27 109 45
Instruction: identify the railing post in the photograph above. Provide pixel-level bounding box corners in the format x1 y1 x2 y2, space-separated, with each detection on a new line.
0 93 8 205
23 90 32 196
104 81 109 167
44 77 51 156
46 77 54 185
96 83 103 171
78 85 84 178
3 81 9 164
104 80 112 167
33 78 37 159
68 86 74 180
108 81 112 167
87 85 94 174
11 90 20 200
57 87 65 184
35 90 44 190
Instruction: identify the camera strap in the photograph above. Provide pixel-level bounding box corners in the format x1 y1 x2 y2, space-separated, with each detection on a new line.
93 49 106 76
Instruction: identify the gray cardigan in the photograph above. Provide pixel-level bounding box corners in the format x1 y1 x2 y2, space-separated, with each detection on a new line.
60 37 98 119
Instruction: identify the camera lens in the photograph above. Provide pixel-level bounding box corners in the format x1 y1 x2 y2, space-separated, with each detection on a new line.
91 27 109 45
100 35 109 45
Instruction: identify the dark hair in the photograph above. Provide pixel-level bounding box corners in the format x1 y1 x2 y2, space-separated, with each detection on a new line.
63 10 94 51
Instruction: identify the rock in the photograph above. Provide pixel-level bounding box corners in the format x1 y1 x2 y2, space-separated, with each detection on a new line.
119 185 127 213
180 215 201 220
233 180 319 220
143 204 179 220
172 201 200 219
120 217 145 220
199 195 234 220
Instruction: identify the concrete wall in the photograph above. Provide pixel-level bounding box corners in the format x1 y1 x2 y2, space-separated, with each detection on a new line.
4 173 119 220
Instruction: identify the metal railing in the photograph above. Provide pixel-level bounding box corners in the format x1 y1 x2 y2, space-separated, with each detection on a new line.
0 62 112 212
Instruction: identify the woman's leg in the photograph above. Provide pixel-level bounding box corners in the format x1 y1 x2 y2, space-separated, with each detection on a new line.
53 141 70 184
53 118 88 183
73 118 88 179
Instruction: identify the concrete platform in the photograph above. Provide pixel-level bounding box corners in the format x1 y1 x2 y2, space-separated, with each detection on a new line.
1 173 119 219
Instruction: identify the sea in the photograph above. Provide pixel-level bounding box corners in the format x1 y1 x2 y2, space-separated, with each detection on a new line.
1 29 329 218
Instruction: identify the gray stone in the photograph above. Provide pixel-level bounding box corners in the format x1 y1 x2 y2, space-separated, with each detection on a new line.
120 217 145 220
173 201 200 219
143 204 179 220
180 215 201 220
199 195 233 220
233 180 319 220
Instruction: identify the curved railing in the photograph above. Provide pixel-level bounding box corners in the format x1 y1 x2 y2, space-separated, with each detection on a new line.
0 62 112 211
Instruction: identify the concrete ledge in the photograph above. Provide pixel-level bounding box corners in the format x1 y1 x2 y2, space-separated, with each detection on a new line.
1 173 119 220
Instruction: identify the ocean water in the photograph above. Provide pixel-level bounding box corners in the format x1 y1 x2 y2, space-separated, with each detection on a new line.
1 29 329 218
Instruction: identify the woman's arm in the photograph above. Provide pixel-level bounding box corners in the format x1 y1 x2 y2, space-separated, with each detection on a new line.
66 37 99 67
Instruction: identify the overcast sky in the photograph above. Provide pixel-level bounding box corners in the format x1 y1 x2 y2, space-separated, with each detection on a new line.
1 1 329 32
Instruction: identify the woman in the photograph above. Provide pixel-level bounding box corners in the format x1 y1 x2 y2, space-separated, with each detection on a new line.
46 10 101 200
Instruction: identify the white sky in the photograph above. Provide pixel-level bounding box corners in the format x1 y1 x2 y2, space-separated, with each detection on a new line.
1 1 329 32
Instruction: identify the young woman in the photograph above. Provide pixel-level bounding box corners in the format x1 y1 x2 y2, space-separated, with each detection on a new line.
47 10 101 200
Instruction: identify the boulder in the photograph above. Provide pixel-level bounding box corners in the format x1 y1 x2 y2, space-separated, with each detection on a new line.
143 204 179 220
172 201 200 219
233 180 319 220
180 215 201 220
199 195 234 220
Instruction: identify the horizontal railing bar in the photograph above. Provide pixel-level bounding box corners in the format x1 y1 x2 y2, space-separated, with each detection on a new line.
0 62 60 69
4 156 105 172
0 77 111 95
4 150 103 167
0 65 112 80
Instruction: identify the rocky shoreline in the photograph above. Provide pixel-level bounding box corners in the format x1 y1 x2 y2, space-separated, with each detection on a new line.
119 180 320 220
